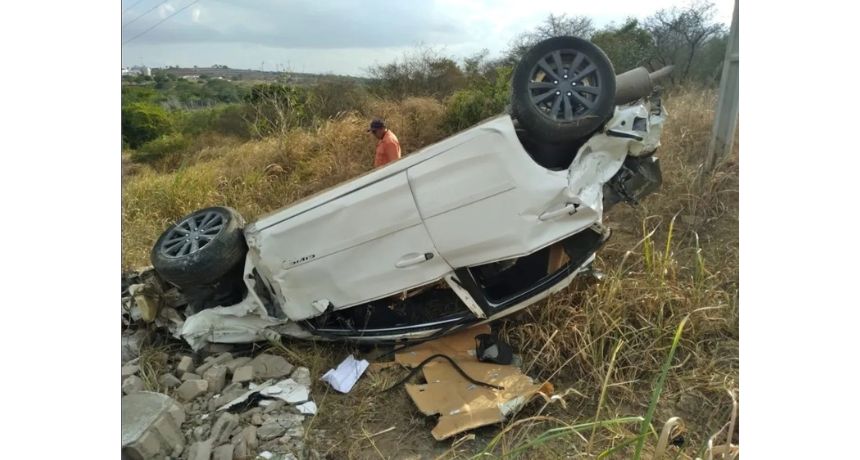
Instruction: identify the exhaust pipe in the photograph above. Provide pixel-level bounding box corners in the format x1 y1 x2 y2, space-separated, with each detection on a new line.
614 65 674 105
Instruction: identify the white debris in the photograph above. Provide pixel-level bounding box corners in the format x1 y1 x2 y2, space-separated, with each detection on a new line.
258 451 274 459
218 380 275 411
321 355 369 393
259 378 309 404
218 377 312 411
296 401 317 415
180 296 283 351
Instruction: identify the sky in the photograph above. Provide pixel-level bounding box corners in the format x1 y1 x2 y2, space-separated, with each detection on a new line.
121 0 736 77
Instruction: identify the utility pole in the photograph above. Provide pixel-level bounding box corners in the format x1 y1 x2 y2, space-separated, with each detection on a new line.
702 0 739 177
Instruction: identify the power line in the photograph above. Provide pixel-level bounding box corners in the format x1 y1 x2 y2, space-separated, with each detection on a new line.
122 0 148 15
123 0 200 46
123 0 170 28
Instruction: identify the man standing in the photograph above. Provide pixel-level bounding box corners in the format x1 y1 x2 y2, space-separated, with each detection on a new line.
368 119 401 167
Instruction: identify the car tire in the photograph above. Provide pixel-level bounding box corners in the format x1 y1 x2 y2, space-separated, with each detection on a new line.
512 36 616 144
150 206 247 288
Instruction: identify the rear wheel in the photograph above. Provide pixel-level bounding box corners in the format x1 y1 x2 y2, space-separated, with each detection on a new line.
512 36 616 145
150 206 247 288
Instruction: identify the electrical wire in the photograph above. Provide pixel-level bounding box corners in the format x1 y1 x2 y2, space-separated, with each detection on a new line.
122 0 170 27
122 0 200 46
123 0 148 15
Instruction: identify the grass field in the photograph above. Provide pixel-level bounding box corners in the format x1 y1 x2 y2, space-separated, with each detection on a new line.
123 86 738 459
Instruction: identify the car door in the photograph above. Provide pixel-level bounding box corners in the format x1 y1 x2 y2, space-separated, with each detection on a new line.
407 116 600 269
247 171 453 321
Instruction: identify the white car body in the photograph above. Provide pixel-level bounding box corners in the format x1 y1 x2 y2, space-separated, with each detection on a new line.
178 100 667 350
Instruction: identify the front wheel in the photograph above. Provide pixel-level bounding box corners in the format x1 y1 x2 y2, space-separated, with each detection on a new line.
511 36 616 144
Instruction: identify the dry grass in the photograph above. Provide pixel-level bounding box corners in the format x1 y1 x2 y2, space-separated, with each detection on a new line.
123 87 738 459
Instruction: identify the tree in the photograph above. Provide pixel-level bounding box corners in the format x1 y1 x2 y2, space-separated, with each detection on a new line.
644 0 726 81
366 46 466 99
121 102 173 148
504 14 595 64
592 19 656 74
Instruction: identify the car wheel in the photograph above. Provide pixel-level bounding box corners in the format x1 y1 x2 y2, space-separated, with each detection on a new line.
150 206 247 288
512 36 616 145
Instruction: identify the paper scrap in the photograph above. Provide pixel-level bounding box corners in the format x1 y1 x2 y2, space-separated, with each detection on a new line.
296 401 318 415
321 355 369 393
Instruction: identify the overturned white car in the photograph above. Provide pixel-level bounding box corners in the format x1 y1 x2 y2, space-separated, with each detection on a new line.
140 37 670 350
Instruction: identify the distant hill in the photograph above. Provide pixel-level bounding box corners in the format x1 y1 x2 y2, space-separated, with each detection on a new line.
156 67 371 86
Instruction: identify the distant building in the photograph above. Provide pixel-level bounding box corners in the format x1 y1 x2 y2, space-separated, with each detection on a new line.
122 66 151 77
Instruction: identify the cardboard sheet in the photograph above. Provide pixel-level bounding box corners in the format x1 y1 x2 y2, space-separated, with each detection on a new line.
394 324 552 440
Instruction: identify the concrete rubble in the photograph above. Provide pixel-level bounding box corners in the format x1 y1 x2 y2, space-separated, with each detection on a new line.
120 345 316 459
122 392 186 459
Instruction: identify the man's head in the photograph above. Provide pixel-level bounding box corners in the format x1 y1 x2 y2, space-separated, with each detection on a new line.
368 119 387 139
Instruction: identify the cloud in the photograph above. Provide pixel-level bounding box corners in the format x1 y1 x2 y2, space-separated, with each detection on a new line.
122 0 736 76
125 0 468 49
158 3 176 19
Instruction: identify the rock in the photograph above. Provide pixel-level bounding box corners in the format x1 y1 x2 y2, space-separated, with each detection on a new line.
122 392 186 459
251 412 264 426
224 356 252 374
204 365 228 394
121 329 146 363
208 387 247 412
232 439 248 459
177 356 194 377
176 379 209 402
209 412 240 445
248 354 294 379
187 440 212 460
121 363 140 379
232 365 254 383
122 375 145 395
181 372 202 382
192 425 210 442
290 367 311 387
158 373 181 389
257 414 304 441
196 352 233 376
262 400 285 414
222 382 243 394
240 425 259 451
212 443 234 460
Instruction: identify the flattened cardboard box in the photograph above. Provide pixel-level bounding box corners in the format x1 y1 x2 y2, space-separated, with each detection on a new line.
394 324 553 440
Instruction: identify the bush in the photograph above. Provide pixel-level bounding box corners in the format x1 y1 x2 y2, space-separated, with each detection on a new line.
121 102 174 148
130 133 191 164
244 84 315 136
177 104 253 139
441 66 512 133
309 79 372 119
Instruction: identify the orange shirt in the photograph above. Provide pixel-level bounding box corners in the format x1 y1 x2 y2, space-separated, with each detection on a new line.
374 130 401 167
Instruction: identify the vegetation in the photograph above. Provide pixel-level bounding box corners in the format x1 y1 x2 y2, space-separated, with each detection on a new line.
123 2 737 457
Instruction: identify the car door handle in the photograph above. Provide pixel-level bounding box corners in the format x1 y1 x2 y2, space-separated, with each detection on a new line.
539 203 578 221
396 252 435 268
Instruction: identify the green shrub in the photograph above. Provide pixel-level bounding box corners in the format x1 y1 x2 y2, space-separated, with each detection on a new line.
131 133 191 164
121 102 174 148
441 66 512 133
177 104 253 139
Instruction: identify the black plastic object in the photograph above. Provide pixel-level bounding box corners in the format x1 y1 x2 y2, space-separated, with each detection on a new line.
475 333 514 365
